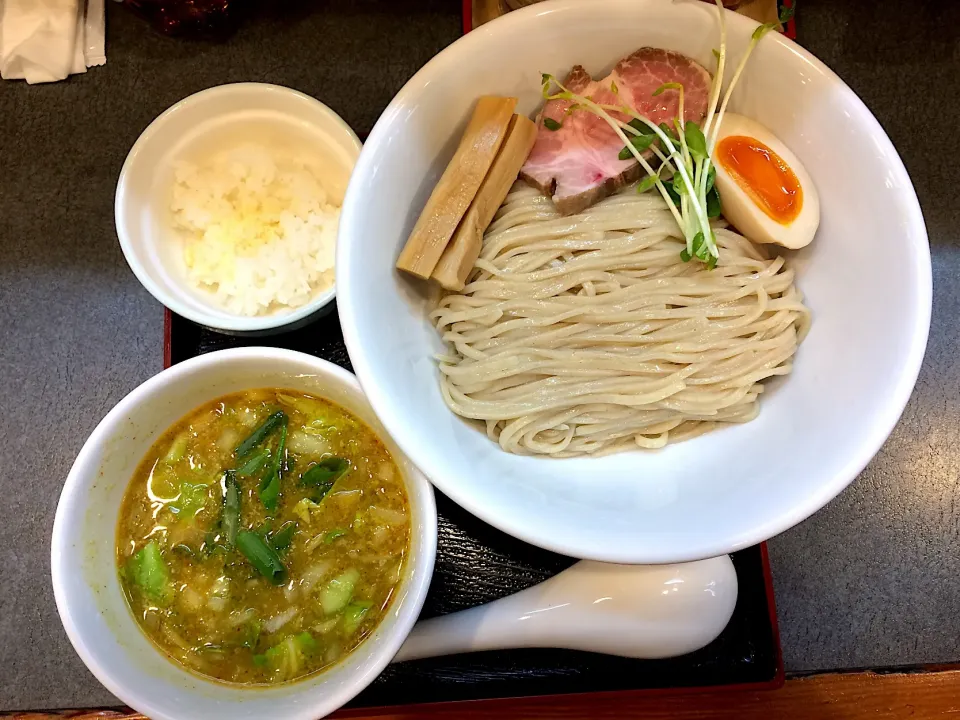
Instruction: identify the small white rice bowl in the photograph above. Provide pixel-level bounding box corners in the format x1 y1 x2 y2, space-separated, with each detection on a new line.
171 144 338 317
116 83 361 334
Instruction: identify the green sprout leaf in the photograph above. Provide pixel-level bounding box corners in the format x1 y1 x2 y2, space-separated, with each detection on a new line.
540 73 562 100
628 118 657 135
652 81 683 97
692 230 717 269
564 103 581 115
712 48 721 61
680 248 692 262
618 134 656 160
706 186 722 218
688 231 717 266
684 121 708 161
690 231 717 265
705 164 717 193
691 232 706 258
658 122 680 148
671 173 687 195
636 174 659 194
753 21 778 40
543 117 562 131
779 3 795 24
662 177 682 207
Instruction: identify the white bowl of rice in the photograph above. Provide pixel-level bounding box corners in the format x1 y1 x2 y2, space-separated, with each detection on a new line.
116 83 361 334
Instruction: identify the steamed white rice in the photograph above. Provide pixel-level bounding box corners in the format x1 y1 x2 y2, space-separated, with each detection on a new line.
170 143 338 316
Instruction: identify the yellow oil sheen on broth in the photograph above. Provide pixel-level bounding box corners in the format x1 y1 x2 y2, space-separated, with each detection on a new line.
116 390 410 685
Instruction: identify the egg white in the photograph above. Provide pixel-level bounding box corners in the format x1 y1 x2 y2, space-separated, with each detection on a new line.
711 113 819 250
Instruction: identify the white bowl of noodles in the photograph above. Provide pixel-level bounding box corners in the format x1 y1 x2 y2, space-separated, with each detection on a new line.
336 0 931 563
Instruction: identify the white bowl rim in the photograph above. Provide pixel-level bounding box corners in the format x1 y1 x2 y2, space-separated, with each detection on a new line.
337 0 932 563
115 83 360 333
51 347 438 718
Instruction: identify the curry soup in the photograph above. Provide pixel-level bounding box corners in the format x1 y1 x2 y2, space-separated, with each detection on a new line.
116 389 410 684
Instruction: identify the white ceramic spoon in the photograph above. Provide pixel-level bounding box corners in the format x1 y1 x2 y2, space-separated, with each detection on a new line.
393 555 738 662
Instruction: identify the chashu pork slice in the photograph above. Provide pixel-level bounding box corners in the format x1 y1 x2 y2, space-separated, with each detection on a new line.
521 48 712 215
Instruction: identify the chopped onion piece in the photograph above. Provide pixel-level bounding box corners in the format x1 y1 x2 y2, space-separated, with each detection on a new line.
369 506 407 526
376 461 396 484
229 608 256 627
313 618 340 634
216 428 240 452
287 431 330 456
300 561 331 593
264 607 298 634
179 587 203 613
207 595 227 612
324 643 341 665
162 624 192 652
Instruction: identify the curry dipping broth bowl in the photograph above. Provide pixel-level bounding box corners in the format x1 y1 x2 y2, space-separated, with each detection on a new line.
51 348 437 720
115 83 361 336
336 0 931 563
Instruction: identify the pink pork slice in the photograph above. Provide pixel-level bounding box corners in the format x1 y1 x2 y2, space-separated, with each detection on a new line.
521 48 712 215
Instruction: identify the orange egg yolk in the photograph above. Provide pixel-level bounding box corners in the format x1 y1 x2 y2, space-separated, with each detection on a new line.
716 135 803 224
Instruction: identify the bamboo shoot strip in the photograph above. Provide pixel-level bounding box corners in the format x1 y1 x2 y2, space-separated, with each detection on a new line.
432 113 539 291
396 95 517 279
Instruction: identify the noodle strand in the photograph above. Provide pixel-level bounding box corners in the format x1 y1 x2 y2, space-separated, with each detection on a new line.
431 184 810 457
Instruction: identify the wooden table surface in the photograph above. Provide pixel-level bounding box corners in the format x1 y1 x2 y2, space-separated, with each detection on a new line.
7 669 960 719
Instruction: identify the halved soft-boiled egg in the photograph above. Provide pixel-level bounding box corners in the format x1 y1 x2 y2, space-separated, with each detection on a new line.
712 113 819 249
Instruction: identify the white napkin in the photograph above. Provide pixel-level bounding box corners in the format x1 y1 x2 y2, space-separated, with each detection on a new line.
0 0 105 84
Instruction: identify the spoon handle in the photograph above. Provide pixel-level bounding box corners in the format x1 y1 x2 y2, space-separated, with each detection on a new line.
392 595 524 662
392 556 738 663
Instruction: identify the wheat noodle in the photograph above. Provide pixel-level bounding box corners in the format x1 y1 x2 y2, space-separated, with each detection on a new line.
430 183 810 457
